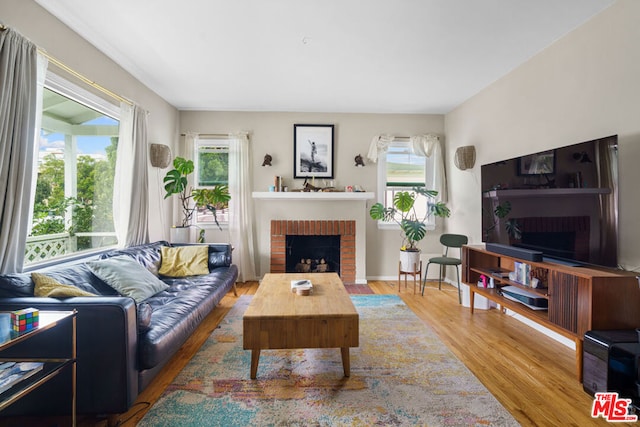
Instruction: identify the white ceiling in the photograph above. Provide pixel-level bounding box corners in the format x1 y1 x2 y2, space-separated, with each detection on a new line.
36 0 614 114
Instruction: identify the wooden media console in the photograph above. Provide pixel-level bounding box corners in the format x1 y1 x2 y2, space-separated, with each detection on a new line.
462 245 640 380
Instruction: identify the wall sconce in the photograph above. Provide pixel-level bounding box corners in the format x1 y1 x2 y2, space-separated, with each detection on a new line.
454 145 476 170
354 154 365 167
149 143 172 168
262 154 273 166
572 151 592 163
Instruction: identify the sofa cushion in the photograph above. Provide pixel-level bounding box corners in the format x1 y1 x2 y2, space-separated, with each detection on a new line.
0 264 116 298
208 250 230 269
137 264 238 369
32 273 97 298
159 245 209 277
86 256 169 303
137 302 153 334
0 274 36 298
100 241 168 275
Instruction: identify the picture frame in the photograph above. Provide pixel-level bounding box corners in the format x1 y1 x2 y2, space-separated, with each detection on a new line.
293 124 334 178
518 150 555 175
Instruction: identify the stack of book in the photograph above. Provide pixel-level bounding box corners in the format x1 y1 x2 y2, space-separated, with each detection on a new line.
290 279 313 295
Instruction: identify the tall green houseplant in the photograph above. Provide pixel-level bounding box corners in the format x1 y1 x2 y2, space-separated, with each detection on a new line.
369 187 450 251
163 157 230 230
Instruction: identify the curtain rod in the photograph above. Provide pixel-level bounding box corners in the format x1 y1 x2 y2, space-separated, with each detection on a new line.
0 23 132 106
41 50 134 106
180 133 231 138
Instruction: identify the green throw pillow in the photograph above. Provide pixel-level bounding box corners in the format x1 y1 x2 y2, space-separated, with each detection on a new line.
32 272 97 298
86 256 169 303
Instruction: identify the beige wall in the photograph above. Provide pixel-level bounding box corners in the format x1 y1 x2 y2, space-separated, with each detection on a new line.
179 111 445 279
0 0 179 243
445 0 640 271
9 0 637 276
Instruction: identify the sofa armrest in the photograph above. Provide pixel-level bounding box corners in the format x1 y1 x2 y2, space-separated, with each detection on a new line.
0 296 138 415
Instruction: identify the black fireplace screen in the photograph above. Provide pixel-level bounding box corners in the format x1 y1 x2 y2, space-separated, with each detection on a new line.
285 235 340 275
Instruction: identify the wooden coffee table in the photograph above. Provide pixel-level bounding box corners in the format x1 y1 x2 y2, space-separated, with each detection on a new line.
243 272 359 379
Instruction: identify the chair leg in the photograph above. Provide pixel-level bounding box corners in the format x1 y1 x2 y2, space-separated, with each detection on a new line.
421 262 431 296
455 266 461 304
438 264 444 291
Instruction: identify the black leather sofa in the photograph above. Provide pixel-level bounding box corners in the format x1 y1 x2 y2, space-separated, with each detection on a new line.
0 241 238 416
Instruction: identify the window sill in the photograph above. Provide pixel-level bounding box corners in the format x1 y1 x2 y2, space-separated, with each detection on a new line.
23 246 117 272
252 191 374 201
195 223 229 231
376 221 436 231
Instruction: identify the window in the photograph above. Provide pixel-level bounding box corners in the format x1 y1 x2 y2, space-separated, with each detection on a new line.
194 138 229 225
377 139 433 229
25 74 120 266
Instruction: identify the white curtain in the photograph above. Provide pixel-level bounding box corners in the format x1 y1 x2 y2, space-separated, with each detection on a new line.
228 132 257 282
113 103 149 247
411 134 447 203
0 27 45 273
367 133 447 202
366 134 395 163
182 131 198 159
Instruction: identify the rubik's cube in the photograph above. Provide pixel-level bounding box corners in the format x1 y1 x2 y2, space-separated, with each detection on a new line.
11 308 39 333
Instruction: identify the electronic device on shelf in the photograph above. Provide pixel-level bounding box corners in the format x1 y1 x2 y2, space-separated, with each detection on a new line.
583 330 640 405
481 135 619 269
499 285 548 310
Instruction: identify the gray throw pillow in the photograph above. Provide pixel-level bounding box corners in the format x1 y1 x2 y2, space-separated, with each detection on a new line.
86 256 169 303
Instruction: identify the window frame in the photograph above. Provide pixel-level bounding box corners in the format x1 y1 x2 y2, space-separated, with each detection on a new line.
376 139 435 231
193 137 230 228
24 72 121 269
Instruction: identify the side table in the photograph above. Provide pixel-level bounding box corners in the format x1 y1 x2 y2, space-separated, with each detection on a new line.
398 260 422 294
0 310 77 426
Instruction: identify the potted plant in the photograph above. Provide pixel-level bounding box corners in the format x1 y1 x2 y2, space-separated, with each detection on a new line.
369 187 450 272
163 157 230 242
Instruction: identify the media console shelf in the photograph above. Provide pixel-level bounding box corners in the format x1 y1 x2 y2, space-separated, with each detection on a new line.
462 245 640 381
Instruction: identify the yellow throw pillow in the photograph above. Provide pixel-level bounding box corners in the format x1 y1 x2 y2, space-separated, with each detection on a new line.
32 272 97 298
159 246 210 277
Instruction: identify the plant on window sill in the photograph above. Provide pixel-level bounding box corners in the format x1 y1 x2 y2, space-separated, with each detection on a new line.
163 157 230 230
369 187 450 251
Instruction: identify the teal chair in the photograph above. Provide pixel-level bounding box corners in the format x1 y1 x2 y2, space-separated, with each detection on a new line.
421 234 468 303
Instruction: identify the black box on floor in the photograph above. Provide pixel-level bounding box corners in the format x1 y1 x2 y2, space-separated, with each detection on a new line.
583 330 639 396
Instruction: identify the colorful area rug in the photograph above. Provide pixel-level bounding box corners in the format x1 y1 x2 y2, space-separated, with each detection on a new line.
138 295 518 426
343 283 374 294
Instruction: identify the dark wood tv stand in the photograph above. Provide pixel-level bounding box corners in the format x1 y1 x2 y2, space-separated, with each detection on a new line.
462 244 640 381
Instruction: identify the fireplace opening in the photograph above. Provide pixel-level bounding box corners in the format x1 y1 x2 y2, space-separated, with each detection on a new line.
286 235 340 275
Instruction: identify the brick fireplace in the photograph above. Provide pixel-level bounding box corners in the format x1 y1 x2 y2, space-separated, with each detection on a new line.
270 220 356 284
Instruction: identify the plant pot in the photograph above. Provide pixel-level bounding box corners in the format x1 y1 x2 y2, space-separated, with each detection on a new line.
170 226 192 243
399 249 421 273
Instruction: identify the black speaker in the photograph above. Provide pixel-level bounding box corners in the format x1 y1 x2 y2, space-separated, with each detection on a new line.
485 243 543 262
583 330 639 396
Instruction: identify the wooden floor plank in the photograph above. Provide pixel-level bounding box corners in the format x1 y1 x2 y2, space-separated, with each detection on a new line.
6 279 633 426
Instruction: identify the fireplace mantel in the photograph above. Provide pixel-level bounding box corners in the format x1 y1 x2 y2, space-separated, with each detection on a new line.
253 192 372 284
252 191 374 201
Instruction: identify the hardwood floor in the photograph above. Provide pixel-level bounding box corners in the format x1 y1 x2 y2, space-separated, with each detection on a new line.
7 280 634 426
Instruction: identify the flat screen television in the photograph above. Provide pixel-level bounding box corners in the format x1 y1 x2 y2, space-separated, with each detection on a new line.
481 135 619 268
